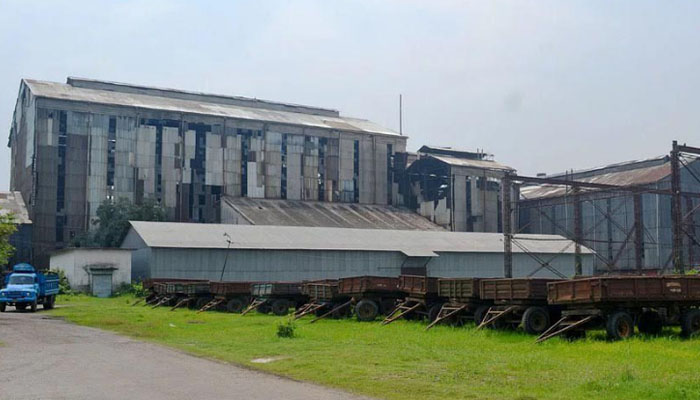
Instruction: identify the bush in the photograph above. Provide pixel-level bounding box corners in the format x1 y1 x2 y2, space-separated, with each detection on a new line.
277 319 297 338
113 282 147 297
49 269 73 295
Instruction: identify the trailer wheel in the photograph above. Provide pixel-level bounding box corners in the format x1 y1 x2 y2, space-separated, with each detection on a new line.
271 299 290 316
195 297 211 310
332 304 351 319
428 304 443 322
681 309 700 337
355 299 379 322
473 305 489 325
257 304 272 314
0 302 5 312
226 298 245 313
637 311 663 335
606 311 634 340
522 307 550 334
30 300 37 312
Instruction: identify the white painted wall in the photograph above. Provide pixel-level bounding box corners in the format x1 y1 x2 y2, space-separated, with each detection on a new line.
50 249 132 292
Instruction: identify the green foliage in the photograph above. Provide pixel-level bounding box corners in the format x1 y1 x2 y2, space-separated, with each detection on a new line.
0 211 17 267
72 197 166 248
276 319 297 338
113 282 147 297
49 269 73 294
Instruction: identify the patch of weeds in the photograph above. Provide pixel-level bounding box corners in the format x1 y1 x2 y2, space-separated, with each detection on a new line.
277 319 296 338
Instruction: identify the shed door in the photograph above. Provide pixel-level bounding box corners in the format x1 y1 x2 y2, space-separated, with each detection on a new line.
92 274 113 298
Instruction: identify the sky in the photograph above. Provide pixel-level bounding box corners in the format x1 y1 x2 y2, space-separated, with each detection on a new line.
0 0 699 191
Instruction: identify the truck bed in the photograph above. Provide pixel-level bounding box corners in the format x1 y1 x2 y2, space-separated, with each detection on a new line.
548 275 700 306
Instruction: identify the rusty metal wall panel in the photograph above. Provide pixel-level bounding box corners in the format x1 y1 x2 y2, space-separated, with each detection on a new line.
480 278 558 301
437 278 481 300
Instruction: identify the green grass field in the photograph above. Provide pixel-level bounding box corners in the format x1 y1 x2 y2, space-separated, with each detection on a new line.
50 295 700 400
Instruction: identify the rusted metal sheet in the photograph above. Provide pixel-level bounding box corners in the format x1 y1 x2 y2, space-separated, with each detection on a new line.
437 278 481 301
165 281 211 295
338 276 399 295
210 281 256 296
302 282 339 301
480 278 559 301
398 275 438 296
143 278 207 290
548 276 700 305
251 282 303 297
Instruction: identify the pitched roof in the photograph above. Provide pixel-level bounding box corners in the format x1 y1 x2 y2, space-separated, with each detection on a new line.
124 221 593 257
24 78 400 137
222 197 444 231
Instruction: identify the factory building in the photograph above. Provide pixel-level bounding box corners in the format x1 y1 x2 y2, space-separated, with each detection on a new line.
121 221 594 281
0 191 32 268
518 156 700 273
8 78 408 266
402 146 516 232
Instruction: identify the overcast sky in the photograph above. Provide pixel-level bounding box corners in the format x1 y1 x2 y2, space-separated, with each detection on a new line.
1 0 698 191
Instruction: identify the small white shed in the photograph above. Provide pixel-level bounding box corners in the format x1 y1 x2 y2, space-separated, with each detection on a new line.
49 248 132 297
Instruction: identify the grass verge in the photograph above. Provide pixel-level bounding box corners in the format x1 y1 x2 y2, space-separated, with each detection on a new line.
51 295 700 400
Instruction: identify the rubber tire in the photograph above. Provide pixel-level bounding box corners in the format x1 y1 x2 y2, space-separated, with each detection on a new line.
637 311 663 335
43 296 53 310
428 304 443 322
257 304 272 314
271 299 290 316
606 311 634 340
226 298 245 313
380 298 397 315
48 295 56 309
681 309 700 337
16 303 27 311
332 304 351 319
30 300 37 312
0 302 5 312
473 305 490 325
522 306 551 335
355 299 379 322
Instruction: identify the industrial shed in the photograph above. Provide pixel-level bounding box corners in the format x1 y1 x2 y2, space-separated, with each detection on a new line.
121 221 594 281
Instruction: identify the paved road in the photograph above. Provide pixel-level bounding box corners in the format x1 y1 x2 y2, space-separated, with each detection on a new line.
0 308 368 400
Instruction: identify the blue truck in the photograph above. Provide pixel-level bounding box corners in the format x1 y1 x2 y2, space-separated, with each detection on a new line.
0 263 59 312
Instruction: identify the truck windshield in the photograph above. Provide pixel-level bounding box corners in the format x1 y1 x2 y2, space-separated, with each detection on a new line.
8 275 34 285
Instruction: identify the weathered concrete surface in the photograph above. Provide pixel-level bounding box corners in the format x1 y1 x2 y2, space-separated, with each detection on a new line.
0 309 368 400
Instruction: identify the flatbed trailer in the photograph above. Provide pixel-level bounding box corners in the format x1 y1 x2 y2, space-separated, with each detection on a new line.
537 275 700 342
382 275 445 325
198 281 259 313
243 282 307 316
142 279 208 307
477 278 563 335
294 280 351 320
426 278 492 330
163 281 212 311
328 276 403 322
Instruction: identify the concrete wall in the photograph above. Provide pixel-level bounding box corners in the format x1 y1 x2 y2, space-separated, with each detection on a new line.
141 247 592 281
49 248 132 292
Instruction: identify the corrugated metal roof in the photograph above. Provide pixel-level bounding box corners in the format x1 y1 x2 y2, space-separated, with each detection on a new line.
24 79 400 137
125 221 593 256
0 192 31 224
520 162 671 200
222 197 444 231
425 154 515 172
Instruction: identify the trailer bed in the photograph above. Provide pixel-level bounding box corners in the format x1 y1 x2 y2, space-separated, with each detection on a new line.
251 282 303 297
210 281 256 296
480 278 559 301
338 276 399 295
548 275 700 306
398 275 438 297
437 278 481 302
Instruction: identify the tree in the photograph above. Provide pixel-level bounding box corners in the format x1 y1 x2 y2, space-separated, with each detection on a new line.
0 211 17 267
72 198 166 248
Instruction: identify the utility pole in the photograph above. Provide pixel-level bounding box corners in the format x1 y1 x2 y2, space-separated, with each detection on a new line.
670 140 684 274
219 232 233 282
502 173 513 278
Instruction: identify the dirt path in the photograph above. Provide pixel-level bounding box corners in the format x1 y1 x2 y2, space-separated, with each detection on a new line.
0 309 369 400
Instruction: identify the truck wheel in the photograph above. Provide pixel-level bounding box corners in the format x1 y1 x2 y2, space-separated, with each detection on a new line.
428 303 443 322
271 299 290 316
473 305 490 325
0 302 5 312
522 307 551 335
638 311 663 335
226 298 245 313
681 309 700 337
355 299 379 322
43 295 55 310
606 311 634 340
31 300 38 312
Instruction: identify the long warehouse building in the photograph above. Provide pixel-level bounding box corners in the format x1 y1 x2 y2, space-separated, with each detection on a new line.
121 221 594 281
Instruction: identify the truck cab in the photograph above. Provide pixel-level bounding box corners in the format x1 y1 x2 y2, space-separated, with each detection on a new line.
0 263 59 312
